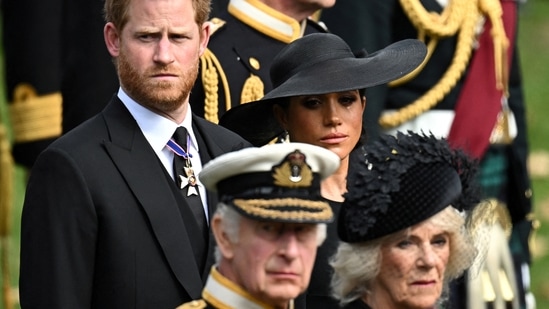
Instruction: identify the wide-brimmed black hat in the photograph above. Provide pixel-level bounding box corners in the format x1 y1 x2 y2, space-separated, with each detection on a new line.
219 33 427 146
338 131 481 243
199 142 340 223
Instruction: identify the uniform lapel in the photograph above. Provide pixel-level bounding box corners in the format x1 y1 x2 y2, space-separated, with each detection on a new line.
101 98 203 297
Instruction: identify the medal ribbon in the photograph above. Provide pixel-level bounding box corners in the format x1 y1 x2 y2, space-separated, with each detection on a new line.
166 134 193 159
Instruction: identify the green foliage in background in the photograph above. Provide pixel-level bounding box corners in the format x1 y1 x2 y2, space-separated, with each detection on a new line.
519 2 549 307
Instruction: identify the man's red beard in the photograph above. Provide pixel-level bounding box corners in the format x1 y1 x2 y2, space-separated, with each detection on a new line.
117 49 199 113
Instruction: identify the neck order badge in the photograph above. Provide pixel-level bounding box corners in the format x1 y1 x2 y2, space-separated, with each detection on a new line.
167 127 199 196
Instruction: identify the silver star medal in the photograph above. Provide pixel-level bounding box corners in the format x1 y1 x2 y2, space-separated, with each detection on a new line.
179 166 199 196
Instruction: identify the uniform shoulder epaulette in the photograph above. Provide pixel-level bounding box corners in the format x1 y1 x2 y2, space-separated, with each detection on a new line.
175 299 207 309
209 17 227 36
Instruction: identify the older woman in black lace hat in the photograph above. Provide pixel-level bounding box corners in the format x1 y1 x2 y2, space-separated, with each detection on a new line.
331 131 485 309
219 33 427 308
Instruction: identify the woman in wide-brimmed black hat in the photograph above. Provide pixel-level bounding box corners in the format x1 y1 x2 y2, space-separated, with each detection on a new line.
220 33 427 148
219 33 427 308
331 131 486 309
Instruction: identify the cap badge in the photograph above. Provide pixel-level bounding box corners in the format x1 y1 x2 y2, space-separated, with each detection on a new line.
272 150 313 187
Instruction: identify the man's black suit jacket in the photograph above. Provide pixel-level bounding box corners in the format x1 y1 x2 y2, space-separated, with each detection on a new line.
19 97 251 308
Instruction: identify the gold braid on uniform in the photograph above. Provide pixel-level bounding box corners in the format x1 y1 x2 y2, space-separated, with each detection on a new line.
200 18 231 124
9 83 62 142
478 0 510 94
240 74 264 104
201 49 230 124
380 0 510 129
388 0 471 86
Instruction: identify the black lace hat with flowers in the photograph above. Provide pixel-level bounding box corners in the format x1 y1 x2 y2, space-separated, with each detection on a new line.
338 131 481 243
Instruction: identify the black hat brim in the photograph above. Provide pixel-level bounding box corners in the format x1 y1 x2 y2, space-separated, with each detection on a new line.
220 39 427 146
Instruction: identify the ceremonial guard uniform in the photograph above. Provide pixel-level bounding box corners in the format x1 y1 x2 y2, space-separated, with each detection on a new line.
189 0 327 124
322 1 535 308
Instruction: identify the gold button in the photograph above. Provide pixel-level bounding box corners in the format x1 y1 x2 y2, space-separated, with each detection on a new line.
249 57 260 70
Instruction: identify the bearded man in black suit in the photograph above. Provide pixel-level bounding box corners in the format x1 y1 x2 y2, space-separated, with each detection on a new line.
18 0 251 307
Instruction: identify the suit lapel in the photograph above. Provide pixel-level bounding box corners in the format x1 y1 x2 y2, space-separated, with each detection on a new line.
101 98 203 297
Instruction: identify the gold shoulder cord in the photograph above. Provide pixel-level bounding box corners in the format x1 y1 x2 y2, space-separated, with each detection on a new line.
380 0 509 129
200 44 265 122
201 49 230 124
200 17 265 122
201 18 231 124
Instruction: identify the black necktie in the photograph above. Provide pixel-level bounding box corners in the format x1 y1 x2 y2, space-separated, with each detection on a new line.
171 126 208 242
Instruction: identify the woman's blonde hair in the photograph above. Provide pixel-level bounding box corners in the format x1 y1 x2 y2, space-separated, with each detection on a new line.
330 206 477 305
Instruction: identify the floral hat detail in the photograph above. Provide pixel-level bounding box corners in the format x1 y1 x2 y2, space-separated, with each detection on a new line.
338 131 482 243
